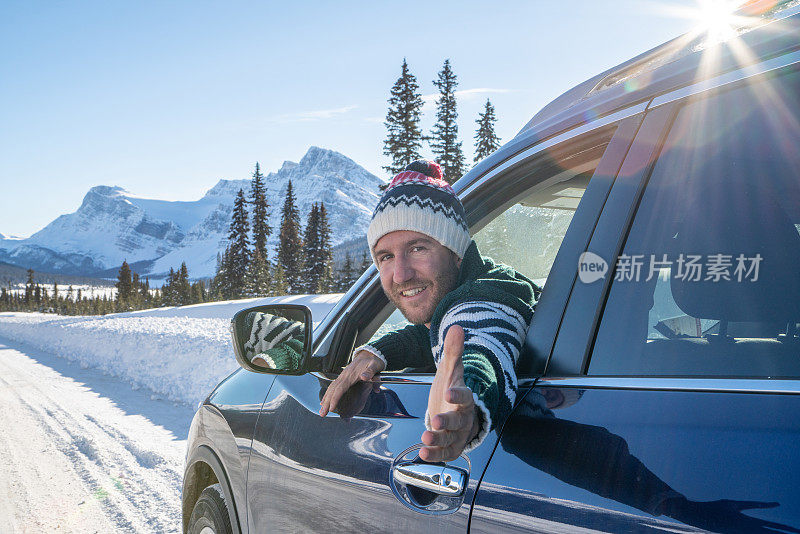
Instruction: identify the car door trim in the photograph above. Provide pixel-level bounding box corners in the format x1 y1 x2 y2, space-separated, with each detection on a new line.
457 102 649 201
650 48 800 109
534 376 800 394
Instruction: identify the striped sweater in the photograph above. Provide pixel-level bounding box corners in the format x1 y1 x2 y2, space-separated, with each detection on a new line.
360 240 540 451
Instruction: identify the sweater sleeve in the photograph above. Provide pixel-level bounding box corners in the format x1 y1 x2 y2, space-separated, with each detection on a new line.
355 324 434 372
430 300 529 452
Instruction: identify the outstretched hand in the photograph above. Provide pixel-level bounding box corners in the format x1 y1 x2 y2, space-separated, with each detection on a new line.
420 325 480 462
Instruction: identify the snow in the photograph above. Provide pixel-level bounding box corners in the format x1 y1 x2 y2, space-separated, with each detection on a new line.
1 146 384 279
0 294 342 407
0 232 24 240
0 339 190 532
0 294 341 532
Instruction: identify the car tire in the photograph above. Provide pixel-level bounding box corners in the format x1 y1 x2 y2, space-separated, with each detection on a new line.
188 483 233 534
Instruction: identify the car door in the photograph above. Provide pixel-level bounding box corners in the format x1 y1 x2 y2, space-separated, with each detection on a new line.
243 113 643 532
471 56 800 532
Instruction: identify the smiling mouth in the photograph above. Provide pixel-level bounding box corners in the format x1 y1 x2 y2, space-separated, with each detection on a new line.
400 286 427 297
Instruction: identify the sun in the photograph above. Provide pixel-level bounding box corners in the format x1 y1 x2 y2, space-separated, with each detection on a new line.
695 0 742 42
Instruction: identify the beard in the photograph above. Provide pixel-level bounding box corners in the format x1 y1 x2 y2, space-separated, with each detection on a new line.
386 262 460 326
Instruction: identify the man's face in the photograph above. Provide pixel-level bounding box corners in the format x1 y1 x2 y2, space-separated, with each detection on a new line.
374 230 461 326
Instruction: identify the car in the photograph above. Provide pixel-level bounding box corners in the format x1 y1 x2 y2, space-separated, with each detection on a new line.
183 3 800 532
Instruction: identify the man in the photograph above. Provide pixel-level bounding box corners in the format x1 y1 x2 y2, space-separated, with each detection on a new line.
319 160 539 461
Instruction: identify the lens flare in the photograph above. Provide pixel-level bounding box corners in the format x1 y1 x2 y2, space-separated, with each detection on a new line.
624 79 640 93
695 0 741 43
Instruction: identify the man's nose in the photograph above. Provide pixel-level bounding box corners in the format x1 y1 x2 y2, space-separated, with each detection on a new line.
393 255 415 285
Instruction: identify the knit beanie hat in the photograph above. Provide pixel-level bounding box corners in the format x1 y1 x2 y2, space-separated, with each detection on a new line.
368 160 470 264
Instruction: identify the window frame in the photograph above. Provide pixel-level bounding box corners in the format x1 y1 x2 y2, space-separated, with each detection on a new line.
550 59 800 379
312 113 644 380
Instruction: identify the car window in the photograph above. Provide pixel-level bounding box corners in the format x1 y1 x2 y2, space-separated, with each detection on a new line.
588 68 800 377
358 130 617 374
367 186 590 348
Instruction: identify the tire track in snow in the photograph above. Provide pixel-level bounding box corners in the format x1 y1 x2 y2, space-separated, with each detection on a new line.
0 338 193 533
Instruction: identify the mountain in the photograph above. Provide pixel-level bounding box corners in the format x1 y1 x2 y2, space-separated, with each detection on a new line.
0 147 385 279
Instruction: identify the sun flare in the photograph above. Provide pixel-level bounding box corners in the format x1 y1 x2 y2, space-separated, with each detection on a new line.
695 0 742 42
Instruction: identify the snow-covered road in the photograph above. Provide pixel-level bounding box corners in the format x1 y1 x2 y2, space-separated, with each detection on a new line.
0 295 343 532
0 337 195 533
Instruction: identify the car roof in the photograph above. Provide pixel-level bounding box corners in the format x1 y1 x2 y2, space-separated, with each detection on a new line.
455 2 800 194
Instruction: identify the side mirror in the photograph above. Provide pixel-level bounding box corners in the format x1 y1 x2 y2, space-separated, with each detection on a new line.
230 304 313 375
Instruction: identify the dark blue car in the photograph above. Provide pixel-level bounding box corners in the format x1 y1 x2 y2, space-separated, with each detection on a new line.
183 4 800 532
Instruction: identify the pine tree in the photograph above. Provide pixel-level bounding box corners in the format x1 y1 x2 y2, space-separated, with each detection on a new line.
116 260 133 304
474 98 501 162
164 268 176 305
25 269 34 304
228 188 251 297
212 248 231 299
177 262 191 305
302 204 321 293
316 203 333 293
360 252 372 275
245 248 271 297
249 162 271 258
270 262 289 296
131 272 140 308
191 280 206 304
383 58 425 176
300 202 334 294
337 253 356 292
430 59 466 184
276 180 303 294
143 277 151 305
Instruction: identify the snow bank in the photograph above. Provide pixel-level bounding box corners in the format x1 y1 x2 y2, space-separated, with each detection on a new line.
0 294 341 407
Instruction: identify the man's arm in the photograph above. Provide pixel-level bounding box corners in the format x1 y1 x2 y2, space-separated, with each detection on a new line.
428 300 530 456
356 324 433 371
319 324 432 416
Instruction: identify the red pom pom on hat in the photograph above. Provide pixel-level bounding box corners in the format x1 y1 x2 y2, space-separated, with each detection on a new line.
405 159 443 180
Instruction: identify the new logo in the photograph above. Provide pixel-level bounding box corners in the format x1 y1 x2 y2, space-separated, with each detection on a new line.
578 252 608 283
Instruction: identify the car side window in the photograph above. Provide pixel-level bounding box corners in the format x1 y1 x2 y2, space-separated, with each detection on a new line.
588 69 800 377
363 193 587 361
367 189 587 345
357 129 618 374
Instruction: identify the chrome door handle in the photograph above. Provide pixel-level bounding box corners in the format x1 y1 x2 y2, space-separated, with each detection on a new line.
392 462 467 496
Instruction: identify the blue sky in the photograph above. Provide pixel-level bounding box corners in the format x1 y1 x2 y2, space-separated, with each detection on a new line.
0 1 703 237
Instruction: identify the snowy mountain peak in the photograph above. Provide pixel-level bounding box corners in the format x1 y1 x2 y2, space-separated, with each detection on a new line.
278 160 298 173
300 145 334 164
86 185 128 197
203 179 244 199
0 146 382 279
77 185 138 219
